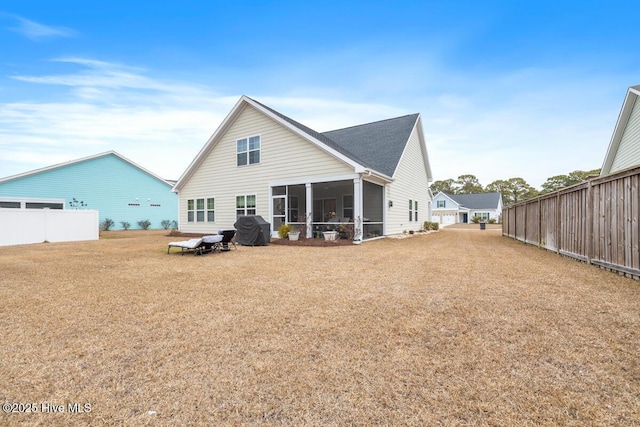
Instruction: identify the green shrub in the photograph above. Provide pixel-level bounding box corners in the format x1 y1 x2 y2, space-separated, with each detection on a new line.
488 218 497 224
160 220 173 230
423 221 439 231
278 223 292 238
471 216 483 223
120 221 131 230
101 218 114 231
137 219 151 230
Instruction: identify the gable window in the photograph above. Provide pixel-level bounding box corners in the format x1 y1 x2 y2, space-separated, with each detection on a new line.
187 199 194 222
207 198 215 222
437 200 446 208
237 135 261 166
236 195 257 219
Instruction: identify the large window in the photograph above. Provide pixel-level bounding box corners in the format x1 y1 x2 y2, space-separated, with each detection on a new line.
187 198 215 222
236 195 257 219
237 135 261 166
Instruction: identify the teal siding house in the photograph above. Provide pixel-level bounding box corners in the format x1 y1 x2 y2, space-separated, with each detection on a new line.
0 151 177 230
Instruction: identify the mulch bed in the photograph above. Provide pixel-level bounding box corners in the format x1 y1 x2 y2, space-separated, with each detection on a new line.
167 230 353 246
270 236 353 246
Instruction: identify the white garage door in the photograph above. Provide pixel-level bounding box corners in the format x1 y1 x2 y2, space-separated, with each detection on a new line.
442 213 456 224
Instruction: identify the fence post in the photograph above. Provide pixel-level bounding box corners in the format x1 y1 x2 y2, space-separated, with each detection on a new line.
586 179 593 265
556 191 561 254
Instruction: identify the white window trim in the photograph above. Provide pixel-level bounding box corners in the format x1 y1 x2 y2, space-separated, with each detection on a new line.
206 197 215 222
236 134 261 167
236 194 258 217
188 197 215 222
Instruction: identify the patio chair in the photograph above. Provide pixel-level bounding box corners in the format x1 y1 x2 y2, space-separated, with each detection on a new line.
214 229 237 251
167 238 204 255
201 234 224 254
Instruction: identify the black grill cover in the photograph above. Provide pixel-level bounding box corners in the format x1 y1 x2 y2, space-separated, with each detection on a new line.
233 215 270 246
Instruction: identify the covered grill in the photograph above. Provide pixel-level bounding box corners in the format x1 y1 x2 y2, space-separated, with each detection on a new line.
233 215 270 246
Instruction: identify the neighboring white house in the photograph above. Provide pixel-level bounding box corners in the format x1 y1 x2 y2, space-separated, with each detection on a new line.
172 96 433 241
601 85 640 176
431 192 502 225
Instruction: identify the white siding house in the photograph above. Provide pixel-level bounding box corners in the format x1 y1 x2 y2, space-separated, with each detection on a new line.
431 192 502 225
172 96 433 242
601 85 640 176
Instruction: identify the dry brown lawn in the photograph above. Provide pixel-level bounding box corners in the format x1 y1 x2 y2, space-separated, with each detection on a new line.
1 226 639 426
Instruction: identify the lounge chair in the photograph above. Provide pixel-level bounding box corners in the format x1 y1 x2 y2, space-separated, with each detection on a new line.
167 238 205 255
201 234 223 253
167 230 235 255
216 229 237 251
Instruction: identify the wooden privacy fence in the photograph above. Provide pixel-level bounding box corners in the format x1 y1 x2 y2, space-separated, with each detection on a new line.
502 166 640 279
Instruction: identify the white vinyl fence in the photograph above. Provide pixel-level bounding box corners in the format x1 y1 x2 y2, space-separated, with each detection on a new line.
0 209 99 247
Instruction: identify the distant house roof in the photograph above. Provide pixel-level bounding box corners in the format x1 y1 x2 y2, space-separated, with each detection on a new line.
443 192 502 209
174 96 431 190
0 151 174 187
601 85 640 176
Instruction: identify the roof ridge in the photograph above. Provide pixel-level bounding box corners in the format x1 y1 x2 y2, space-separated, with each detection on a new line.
324 113 419 134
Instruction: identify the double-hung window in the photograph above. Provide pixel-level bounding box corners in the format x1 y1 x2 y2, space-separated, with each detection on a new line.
196 198 205 222
187 198 215 222
437 200 446 208
207 198 215 222
187 199 195 222
409 200 419 222
236 195 257 219
237 135 261 166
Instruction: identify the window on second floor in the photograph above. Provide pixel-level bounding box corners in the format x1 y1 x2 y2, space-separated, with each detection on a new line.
237 135 261 166
437 200 446 208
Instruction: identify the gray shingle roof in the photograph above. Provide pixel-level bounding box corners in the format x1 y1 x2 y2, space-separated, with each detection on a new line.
445 192 502 209
322 114 420 177
249 97 418 177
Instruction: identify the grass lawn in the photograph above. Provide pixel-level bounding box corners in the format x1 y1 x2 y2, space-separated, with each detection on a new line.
1 227 638 426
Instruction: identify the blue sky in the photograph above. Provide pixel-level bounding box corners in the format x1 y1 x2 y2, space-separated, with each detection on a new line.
0 1 638 188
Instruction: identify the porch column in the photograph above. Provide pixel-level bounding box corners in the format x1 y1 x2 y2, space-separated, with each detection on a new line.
305 183 313 238
353 177 363 243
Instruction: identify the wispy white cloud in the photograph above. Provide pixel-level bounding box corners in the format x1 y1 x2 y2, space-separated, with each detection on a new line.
1 58 405 180
4 14 75 40
0 53 624 188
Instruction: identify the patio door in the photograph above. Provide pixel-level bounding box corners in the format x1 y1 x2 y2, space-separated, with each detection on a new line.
272 195 286 235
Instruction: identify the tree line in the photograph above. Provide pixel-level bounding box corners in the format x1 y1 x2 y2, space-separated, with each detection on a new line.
430 169 601 206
